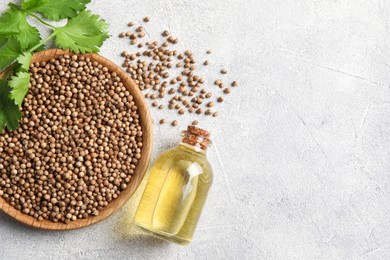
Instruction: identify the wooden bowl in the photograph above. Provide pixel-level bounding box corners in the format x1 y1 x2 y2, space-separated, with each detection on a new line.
0 49 153 230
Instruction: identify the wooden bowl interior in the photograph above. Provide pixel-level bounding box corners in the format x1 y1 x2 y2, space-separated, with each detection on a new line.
0 49 152 230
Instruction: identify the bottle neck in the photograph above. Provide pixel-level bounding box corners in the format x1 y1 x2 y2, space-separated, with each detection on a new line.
179 142 207 154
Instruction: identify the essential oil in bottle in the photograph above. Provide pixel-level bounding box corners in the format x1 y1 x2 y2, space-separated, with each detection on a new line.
134 126 213 245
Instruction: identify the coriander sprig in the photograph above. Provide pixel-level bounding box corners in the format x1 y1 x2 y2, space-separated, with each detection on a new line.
0 0 109 131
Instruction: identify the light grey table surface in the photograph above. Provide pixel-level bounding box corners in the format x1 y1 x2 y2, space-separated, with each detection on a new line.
1 0 390 259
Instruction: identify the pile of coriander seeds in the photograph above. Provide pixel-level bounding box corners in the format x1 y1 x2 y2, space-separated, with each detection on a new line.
119 16 238 127
0 54 143 223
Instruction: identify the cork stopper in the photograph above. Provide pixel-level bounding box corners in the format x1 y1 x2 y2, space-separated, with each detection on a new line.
181 125 211 150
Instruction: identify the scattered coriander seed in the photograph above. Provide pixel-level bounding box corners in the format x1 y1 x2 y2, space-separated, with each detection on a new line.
143 16 150 22
119 32 126 38
232 81 238 87
160 119 166 124
128 21 134 27
171 120 178 126
192 120 198 125
119 21 237 125
178 109 185 115
162 30 169 37
224 88 231 94
213 112 219 117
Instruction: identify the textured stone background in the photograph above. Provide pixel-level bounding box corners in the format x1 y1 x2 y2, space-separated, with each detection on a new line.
1 0 390 259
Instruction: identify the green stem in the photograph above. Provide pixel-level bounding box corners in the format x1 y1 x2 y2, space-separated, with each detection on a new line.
27 12 56 29
4 67 14 80
28 31 58 53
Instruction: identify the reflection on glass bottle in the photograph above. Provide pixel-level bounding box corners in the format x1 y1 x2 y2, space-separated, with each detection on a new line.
135 126 213 245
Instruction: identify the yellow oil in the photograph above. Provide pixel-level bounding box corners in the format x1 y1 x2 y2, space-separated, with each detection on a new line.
134 143 213 245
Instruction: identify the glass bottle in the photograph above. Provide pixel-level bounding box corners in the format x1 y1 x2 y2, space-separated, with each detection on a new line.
134 126 213 245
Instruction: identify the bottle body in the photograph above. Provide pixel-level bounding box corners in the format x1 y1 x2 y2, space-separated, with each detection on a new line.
134 143 213 245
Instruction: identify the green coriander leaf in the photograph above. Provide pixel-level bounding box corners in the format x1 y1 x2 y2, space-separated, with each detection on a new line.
17 52 32 71
22 0 91 21
0 78 22 131
0 37 21 72
9 71 30 107
0 111 5 131
54 10 109 53
0 5 25 36
7 52 32 107
0 5 41 49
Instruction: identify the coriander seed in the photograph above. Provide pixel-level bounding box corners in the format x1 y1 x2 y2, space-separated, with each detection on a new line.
224 88 231 94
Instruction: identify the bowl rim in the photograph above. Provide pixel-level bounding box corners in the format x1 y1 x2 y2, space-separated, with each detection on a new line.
0 49 153 230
